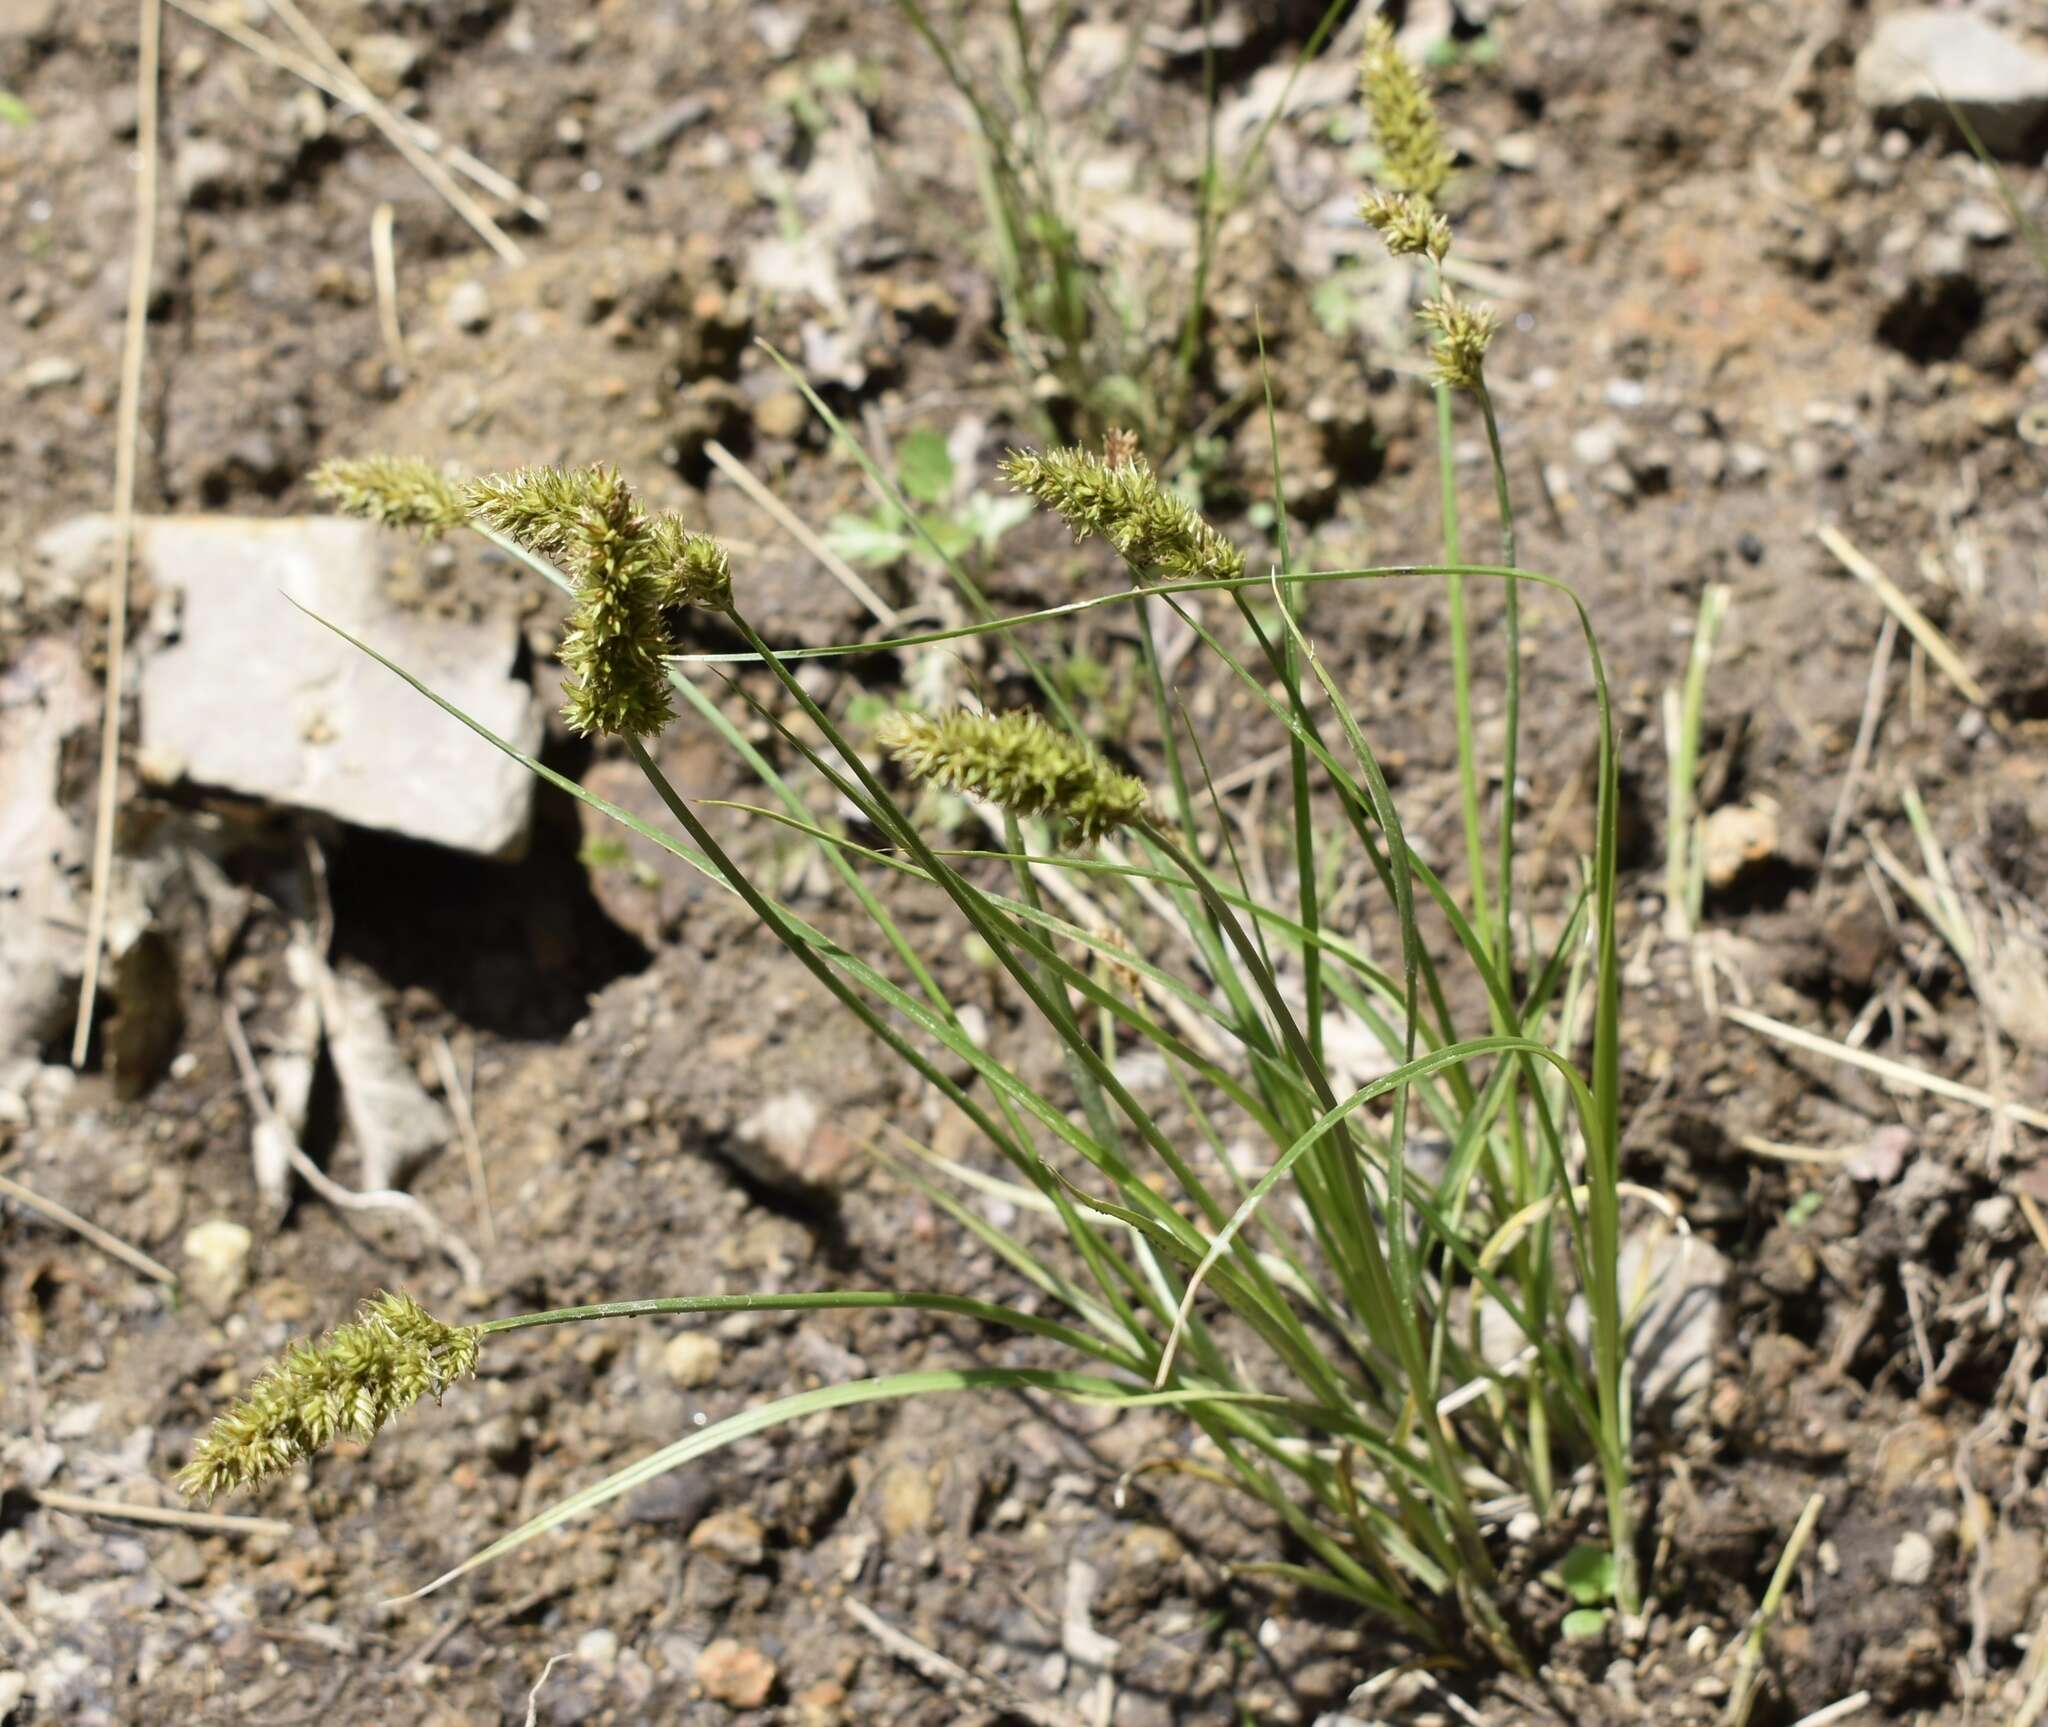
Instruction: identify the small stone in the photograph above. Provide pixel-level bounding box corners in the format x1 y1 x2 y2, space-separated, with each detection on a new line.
792 1680 846 1727
574 1627 619 1669
445 280 492 334
181 1218 252 1318
726 1090 856 1190
1571 424 1620 467
0 0 59 40
750 389 807 441
174 137 239 206
750 4 808 58
1727 441 1770 482
154 1532 209 1587
1980 1528 2045 1641
1701 802 1779 890
345 31 421 98
689 1507 766 1566
0 1671 25 1722
17 355 81 395
662 1332 722 1388
876 1460 936 1538
696 1639 776 1710
1891 1530 1936 1586
1494 131 1539 171
1953 198 2014 245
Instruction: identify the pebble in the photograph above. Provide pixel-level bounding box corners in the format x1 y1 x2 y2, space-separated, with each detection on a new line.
1891 1530 1936 1586
173 137 238 207
445 280 492 334
1953 198 2014 245
750 388 808 441
0 0 58 39
1701 802 1779 890
345 31 421 98
695 1639 776 1710
0 1672 24 1722
662 1332 722 1388
876 1460 936 1538
1980 1528 2045 1641
1571 424 1620 467
181 1218 252 1318
573 1627 619 1670
18 356 81 395
153 1533 208 1588
688 1507 766 1566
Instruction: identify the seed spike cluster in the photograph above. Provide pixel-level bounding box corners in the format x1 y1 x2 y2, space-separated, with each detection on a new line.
1418 293 1500 391
313 455 735 740
874 708 1149 844
1355 22 1502 395
311 456 470 539
1360 190 1451 262
178 1293 480 1501
1358 17 1454 203
1001 444 1242 583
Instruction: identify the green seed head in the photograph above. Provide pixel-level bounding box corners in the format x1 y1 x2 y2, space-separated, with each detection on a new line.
311 456 471 539
178 1293 481 1501
463 466 735 740
1418 292 1500 391
1001 444 1242 583
1360 190 1452 262
1359 17 1454 204
874 707 1149 844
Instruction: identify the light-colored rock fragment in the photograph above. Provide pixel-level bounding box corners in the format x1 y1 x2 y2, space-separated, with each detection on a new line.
313 960 451 1191
1856 10 2048 156
128 515 539 855
1701 802 1779 890
181 1219 252 1317
0 641 93 1060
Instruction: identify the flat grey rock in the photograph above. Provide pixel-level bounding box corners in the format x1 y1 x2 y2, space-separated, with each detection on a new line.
1856 9 2048 155
0 640 93 1059
128 515 539 855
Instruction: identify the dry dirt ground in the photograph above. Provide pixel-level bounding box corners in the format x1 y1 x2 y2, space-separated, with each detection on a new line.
5 0 2048 1722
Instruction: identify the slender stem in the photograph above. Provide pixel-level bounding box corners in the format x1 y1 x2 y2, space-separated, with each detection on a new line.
1437 378 1489 950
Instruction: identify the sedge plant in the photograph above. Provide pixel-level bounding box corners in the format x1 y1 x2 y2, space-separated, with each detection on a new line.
183 30 1644 1661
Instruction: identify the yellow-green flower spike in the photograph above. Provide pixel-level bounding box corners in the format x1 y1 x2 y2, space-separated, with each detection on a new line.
311 456 471 539
1000 445 1243 583
462 464 629 563
178 1293 481 1501
1418 292 1501 391
1360 190 1452 262
1359 17 1454 204
462 466 737 740
648 513 733 612
874 708 1149 844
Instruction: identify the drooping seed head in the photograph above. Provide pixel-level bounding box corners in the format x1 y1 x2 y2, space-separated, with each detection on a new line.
874 708 1149 844
465 466 736 740
177 1293 481 1501
1001 445 1242 583
311 456 471 539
